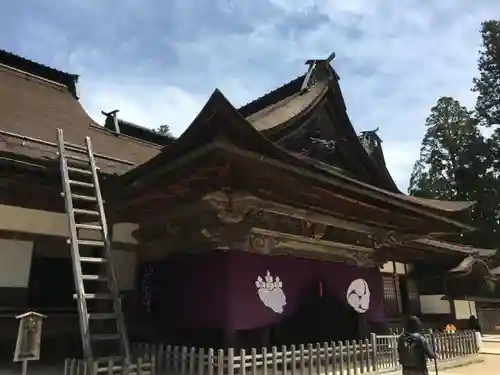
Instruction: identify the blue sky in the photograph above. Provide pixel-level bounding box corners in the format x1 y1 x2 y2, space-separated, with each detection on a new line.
1 0 498 191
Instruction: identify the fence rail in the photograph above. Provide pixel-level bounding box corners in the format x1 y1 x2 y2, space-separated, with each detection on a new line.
131 330 478 375
64 356 156 375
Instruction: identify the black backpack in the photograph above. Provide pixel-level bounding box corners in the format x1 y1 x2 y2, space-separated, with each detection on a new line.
397 333 425 368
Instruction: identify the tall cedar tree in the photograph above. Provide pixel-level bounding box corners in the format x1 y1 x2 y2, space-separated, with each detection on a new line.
409 97 496 247
472 20 500 248
473 20 500 128
155 124 174 138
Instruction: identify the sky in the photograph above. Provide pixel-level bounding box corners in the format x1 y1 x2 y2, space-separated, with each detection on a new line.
0 0 498 192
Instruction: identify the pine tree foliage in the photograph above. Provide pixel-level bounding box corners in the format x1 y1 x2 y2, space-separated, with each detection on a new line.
155 124 174 138
409 97 497 247
473 20 500 128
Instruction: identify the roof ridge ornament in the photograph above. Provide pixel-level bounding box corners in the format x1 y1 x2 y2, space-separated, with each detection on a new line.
300 52 336 93
359 127 381 156
101 109 121 133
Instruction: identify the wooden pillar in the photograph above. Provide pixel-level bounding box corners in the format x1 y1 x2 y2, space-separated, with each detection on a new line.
261 326 271 347
357 315 369 338
224 328 237 348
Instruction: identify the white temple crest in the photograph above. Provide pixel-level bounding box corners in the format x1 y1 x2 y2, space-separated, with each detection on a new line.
346 278 370 313
255 271 287 314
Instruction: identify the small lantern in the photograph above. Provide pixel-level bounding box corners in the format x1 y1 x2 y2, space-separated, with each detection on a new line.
13 311 46 374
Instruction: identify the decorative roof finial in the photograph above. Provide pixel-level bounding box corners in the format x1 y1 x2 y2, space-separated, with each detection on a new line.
300 52 336 93
101 109 120 133
359 127 382 156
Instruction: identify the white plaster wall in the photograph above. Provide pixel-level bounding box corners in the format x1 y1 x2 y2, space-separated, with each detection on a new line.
112 250 137 291
420 294 451 314
0 239 33 287
0 204 138 244
454 300 477 320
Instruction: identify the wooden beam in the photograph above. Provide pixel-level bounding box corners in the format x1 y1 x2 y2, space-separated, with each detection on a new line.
204 191 412 236
0 229 138 252
219 143 474 232
250 227 372 253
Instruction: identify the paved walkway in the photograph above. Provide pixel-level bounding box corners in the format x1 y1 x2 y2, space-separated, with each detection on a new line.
480 340 500 354
482 334 500 343
438 353 500 375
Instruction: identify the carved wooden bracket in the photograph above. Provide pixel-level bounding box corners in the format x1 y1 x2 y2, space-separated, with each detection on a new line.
247 233 283 254
302 221 327 239
370 231 405 249
203 191 253 224
244 228 374 267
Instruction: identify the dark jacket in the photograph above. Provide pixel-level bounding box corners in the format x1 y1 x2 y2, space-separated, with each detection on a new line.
398 332 437 371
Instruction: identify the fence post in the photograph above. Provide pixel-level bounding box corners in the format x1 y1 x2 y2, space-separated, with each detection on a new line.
331 342 337 375
165 344 172 370
198 348 205 375
338 342 344 375
272 346 278 375
370 333 378 372
137 357 143 375
217 349 224 375
282 345 288 375
181 346 188 375
307 344 313 375
151 354 156 375
352 340 358 375
252 348 258 375
263 347 269 375
474 331 483 352
315 343 321 375
241 348 247 375
189 347 196 375
228 347 235 375
299 344 305 375
208 348 214 375
323 342 329 375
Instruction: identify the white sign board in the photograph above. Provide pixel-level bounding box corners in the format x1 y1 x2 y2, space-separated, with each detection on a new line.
13 312 46 362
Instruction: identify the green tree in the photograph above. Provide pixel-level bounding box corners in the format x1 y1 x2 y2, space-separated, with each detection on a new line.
471 20 500 249
472 20 500 128
409 97 496 247
155 125 174 138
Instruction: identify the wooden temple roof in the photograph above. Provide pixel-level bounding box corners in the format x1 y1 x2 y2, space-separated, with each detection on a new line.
117 87 475 235
0 49 483 245
0 50 162 175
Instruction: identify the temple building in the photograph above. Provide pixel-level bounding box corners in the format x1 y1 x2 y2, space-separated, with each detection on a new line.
0 49 498 360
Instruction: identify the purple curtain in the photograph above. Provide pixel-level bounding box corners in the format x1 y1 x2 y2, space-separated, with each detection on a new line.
150 251 385 330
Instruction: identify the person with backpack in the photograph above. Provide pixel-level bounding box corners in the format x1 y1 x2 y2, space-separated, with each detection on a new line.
397 316 439 375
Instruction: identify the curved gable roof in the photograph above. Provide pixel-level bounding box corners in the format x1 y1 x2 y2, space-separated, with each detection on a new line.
123 88 475 231
0 52 161 174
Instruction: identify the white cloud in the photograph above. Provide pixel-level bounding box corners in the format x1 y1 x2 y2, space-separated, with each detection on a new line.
7 0 497 193
79 78 206 134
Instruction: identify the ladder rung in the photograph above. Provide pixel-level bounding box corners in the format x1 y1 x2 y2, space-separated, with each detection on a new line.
71 193 97 201
75 223 102 230
67 166 92 175
74 293 113 300
69 180 94 188
91 333 121 342
82 274 109 282
80 256 108 263
97 370 150 375
65 154 89 163
89 313 116 320
73 208 100 216
77 239 105 247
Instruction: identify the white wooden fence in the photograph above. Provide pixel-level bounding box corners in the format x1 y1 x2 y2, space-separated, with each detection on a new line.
131 330 478 375
374 330 477 372
64 356 156 375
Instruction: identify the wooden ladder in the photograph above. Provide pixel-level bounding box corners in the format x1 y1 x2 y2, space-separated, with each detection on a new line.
56 129 131 367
